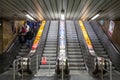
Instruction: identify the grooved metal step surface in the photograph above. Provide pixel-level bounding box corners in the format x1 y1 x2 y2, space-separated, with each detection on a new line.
38 21 58 76
66 21 86 72
18 44 29 57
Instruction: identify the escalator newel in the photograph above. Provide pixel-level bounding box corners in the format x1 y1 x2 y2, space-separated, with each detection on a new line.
92 57 107 75
55 14 69 75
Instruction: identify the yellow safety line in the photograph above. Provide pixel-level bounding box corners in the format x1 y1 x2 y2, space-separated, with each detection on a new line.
79 20 93 50
32 21 46 50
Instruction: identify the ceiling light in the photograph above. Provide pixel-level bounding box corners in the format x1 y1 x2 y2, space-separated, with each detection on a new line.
61 9 65 20
91 14 100 20
26 14 34 20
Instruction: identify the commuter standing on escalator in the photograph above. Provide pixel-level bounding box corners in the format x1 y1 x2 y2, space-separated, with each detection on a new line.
26 28 34 48
18 22 30 44
18 25 26 44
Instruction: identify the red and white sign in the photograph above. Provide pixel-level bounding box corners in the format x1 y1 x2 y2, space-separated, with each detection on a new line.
108 21 115 36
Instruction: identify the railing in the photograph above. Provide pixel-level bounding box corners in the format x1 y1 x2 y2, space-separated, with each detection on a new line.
90 56 112 80
13 57 31 80
102 59 112 80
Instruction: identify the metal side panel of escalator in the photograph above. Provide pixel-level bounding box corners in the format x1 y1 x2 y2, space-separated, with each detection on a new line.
66 20 86 74
83 21 108 59
35 21 59 76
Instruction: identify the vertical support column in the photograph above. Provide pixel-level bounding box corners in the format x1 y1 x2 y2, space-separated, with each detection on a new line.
0 20 2 54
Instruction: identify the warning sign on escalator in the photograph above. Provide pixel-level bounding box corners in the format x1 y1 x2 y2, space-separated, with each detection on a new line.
41 57 47 65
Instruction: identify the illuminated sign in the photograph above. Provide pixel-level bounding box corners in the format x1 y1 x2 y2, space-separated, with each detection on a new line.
31 21 46 50
79 20 93 50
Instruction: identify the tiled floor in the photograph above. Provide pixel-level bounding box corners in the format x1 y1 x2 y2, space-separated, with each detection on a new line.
0 69 120 80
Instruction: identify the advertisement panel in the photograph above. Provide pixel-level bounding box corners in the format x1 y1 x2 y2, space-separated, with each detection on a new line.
108 20 115 36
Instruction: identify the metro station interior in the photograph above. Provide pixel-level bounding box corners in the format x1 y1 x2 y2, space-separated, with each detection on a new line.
0 0 120 80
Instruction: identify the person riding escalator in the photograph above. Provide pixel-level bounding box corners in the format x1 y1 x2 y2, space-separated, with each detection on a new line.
25 29 34 48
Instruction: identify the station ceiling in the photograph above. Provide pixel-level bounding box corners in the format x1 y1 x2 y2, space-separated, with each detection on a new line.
0 0 120 21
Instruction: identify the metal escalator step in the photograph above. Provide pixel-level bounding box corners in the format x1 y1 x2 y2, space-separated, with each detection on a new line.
68 44 80 46
21 45 28 49
43 54 56 57
68 51 81 54
47 35 57 37
43 50 56 53
44 47 57 49
67 34 77 35
94 48 105 51
67 37 78 39
92 43 101 45
19 48 29 52
69 62 85 66
68 55 83 58
40 61 56 65
99 55 108 58
67 36 77 37
46 39 57 41
37 69 55 76
48 58 56 61
18 52 26 55
47 36 57 40
69 66 86 70
44 47 56 50
67 39 78 41
45 45 57 47
68 48 81 50
39 57 56 61
67 31 76 32
67 41 79 43
95 51 106 54
45 41 57 43
69 58 84 62
40 65 55 69
46 38 57 40
68 49 81 52
67 36 77 38
67 46 80 48
45 42 57 45
93 45 103 48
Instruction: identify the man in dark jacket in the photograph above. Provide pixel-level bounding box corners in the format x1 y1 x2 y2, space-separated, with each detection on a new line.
26 29 34 48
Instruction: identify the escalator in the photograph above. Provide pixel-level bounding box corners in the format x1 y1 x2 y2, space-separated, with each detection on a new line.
66 21 86 73
17 44 29 57
37 21 59 76
83 21 108 59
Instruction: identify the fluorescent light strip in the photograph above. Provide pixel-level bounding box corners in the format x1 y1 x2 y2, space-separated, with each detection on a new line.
26 14 34 20
91 14 100 20
61 14 65 20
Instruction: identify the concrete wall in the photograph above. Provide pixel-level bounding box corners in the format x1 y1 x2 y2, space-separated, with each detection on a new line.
2 20 24 52
3 20 14 51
